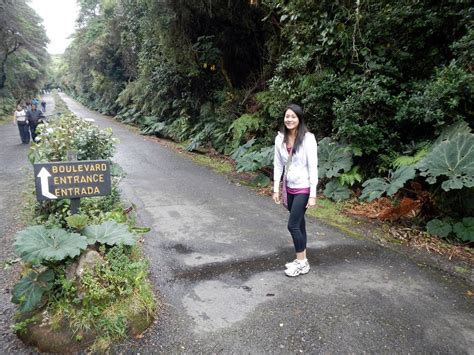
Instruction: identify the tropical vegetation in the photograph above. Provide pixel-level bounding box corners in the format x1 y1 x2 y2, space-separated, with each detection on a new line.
52 0 472 242
0 0 49 118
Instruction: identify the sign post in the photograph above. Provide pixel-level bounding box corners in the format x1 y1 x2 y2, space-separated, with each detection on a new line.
70 198 81 214
67 151 80 215
34 160 112 214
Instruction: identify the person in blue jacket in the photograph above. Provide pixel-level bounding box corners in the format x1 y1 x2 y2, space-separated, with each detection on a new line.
27 103 44 142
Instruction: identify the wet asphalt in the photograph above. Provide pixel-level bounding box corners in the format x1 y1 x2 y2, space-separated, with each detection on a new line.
1 94 472 353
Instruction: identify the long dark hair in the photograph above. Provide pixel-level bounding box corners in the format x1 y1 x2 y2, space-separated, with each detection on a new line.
281 104 308 153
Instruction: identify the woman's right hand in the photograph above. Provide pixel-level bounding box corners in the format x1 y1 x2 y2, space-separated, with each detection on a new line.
272 192 280 204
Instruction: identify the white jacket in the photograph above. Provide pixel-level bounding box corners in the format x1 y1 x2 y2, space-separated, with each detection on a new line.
273 131 318 197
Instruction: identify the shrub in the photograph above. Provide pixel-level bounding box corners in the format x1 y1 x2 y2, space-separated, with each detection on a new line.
228 114 263 150
29 114 117 163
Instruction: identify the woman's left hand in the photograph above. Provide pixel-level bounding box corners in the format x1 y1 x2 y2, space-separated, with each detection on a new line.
306 197 316 208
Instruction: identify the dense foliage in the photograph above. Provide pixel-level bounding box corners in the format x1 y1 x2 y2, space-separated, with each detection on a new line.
57 0 473 241
0 0 49 117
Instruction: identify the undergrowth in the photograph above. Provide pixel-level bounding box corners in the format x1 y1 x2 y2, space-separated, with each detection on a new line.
48 245 155 352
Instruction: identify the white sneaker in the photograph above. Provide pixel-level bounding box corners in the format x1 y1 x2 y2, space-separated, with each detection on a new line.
284 259 310 277
285 259 298 269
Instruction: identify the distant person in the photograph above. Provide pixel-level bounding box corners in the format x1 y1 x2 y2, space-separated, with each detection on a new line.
40 99 46 112
25 100 31 111
27 104 44 142
13 105 30 144
32 97 40 106
273 104 318 277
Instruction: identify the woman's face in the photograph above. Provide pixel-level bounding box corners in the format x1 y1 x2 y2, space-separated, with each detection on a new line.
284 109 299 131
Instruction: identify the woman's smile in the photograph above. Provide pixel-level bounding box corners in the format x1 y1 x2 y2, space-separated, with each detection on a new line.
285 120 298 128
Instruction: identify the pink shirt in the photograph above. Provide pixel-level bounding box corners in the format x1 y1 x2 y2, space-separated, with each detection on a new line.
287 147 310 195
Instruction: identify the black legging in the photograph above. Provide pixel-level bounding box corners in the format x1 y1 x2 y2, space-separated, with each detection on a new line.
286 193 309 253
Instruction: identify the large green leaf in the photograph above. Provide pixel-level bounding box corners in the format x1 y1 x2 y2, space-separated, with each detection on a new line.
231 138 255 160
83 220 137 246
14 226 88 263
386 166 417 195
360 178 389 201
432 121 471 147
418 133 474 191
235 146 273 172
426 219 452 238
12 269 54 313
251 173 271 187
453 217 474 242
318 137 352 179
360 166 416 201
323 179 351 202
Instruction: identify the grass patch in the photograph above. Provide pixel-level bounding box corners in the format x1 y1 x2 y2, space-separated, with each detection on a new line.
454 266 469 274
305 197 376 240
52 90 72 116
310 198 351 225
190 154 234 174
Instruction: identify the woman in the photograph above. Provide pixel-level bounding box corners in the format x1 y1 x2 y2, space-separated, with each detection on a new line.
273 104 318 277
13 105 30 144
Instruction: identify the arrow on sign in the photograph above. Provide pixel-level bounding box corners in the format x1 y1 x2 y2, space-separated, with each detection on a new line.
37 167 57 199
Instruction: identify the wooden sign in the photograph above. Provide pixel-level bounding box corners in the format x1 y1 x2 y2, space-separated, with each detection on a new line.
33 160 111 201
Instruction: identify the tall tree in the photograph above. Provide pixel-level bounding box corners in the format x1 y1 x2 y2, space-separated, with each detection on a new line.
0 0 49 99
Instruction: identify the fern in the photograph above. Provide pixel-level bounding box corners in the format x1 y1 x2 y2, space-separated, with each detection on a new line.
228 114 262 149
186 122 217 151
339 166 363 187
211 126 229 153
393 146 428 169
141 119 166 136
231 138 256 160
164 116 191 142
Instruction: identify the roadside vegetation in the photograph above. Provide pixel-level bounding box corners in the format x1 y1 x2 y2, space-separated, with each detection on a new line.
50 1 472 255
11 94 156 352
0 0 49 119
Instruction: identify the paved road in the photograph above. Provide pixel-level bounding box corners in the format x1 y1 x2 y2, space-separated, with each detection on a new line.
58 94 474 354
0 95 55 353
1 93 472 353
